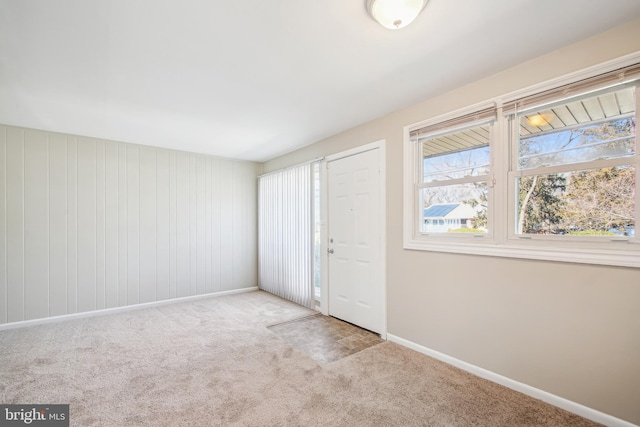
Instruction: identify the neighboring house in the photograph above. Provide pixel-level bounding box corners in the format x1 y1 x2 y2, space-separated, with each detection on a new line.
423 203 477 232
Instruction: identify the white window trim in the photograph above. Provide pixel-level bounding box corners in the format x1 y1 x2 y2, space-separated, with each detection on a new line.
403 52 640 268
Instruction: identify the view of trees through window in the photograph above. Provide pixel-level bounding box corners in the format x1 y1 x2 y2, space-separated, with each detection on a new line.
419 84 637 237
516 112 636 237
421 123 490 234
516 166 635 235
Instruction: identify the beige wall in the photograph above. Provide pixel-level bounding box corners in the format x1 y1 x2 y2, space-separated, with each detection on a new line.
263 20 640 425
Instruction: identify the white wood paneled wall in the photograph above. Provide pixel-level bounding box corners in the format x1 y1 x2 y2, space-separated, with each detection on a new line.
0 124 258 324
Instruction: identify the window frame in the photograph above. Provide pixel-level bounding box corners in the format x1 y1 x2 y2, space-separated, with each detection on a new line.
417 118 496 239
506 85 639 245
403 55 640 268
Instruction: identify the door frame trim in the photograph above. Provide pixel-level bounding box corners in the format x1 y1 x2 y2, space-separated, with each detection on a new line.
320 140 387 339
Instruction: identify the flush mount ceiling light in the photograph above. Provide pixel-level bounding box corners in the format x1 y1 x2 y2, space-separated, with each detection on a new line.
366 0 429 30
527 113 555 127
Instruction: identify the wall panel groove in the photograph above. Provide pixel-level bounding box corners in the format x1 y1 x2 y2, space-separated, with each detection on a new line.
96 140 105 311
67 137 77 314
47 134 50 317
6 127 25 322
0 124 258 324
49 133 67 316
0 126 7 323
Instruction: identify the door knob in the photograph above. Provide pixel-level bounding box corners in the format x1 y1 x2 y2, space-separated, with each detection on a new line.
328 248 334 254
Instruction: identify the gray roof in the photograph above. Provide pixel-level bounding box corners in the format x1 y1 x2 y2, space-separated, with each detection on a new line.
423 204 459 217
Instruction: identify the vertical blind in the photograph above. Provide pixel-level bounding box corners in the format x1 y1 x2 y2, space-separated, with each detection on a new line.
258 164 314 308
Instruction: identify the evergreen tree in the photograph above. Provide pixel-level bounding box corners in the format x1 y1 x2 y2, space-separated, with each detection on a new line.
466 182 488 229
517 174 566 234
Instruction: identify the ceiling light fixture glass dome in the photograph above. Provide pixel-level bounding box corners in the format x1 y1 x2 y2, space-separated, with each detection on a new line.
366 0 429 30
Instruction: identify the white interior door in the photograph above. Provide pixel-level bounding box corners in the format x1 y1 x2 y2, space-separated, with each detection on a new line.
327 147 383 334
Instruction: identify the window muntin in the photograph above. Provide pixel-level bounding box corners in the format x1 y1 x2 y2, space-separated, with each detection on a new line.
512 84 637 238
418 121 492 234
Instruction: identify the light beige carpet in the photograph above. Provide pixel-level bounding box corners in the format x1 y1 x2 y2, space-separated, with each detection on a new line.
0 291 601 426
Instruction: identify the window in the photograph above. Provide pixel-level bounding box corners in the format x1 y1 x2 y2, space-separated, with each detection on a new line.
404 60 640 267
412 108 495 237
509 85 636 239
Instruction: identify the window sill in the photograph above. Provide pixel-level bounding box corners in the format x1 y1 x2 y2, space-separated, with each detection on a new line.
404 238 640 268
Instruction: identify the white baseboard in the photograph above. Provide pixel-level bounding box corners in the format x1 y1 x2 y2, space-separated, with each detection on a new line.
0 286 259 331
386 333 638 427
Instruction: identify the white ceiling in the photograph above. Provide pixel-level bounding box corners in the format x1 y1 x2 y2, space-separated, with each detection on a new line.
1 1 640 162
